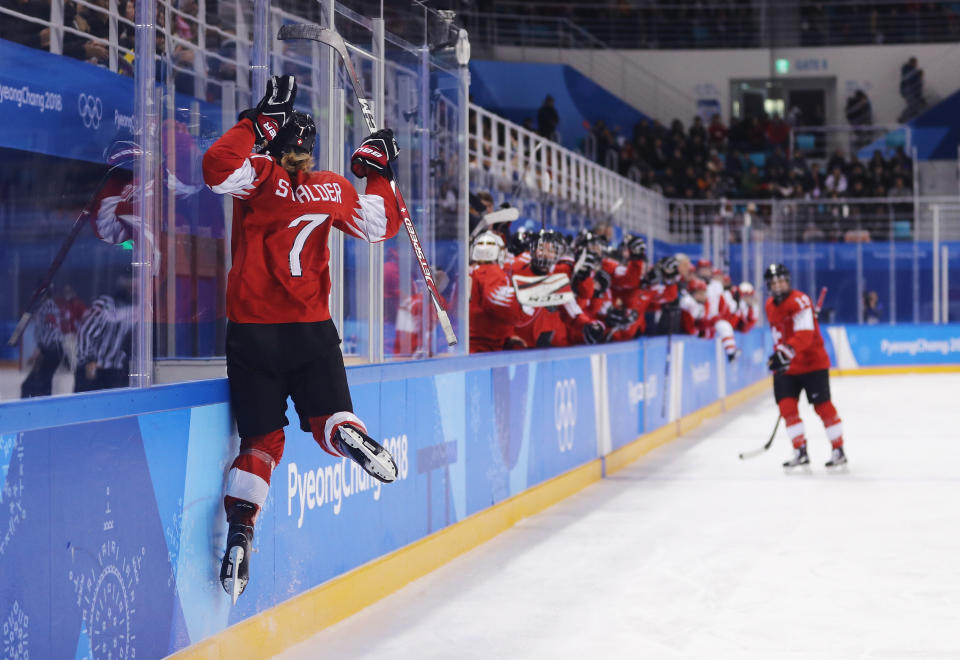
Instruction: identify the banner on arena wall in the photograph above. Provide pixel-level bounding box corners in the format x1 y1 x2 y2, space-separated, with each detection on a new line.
642 335 670 432
680 336 718 417
604 345 645 451
824 324 960 368
0 330 771 658
0 38 222 164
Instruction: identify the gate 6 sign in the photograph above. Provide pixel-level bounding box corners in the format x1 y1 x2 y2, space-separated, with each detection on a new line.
554 378 577 452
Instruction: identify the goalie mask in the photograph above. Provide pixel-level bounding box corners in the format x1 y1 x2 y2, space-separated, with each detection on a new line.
530 229 564 275
471 231 504 264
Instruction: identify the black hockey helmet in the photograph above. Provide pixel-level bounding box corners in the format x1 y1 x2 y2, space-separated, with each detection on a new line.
764 263 791 301
508 228 532 256
266 111 316 160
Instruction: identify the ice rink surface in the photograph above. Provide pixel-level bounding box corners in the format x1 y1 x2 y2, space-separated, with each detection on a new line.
275 374 960 660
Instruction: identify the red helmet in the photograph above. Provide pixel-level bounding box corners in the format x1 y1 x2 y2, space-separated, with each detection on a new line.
687 278 707 292
696 258 712 269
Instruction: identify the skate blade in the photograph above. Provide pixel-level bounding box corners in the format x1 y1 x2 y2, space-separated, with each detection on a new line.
340 427 398 483
228 545 245 606
782 463 812 474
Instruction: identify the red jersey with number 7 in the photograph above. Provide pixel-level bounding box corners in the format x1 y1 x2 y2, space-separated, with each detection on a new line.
764 289 831 375
202 118 402 323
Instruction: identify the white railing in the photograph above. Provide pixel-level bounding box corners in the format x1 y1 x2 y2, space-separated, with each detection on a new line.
468 103 669 240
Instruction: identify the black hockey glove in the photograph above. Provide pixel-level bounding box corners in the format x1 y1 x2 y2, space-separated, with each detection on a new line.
627 235 647 261
767 344 796 373
535 330 555 348
239 75 298 151
351 129 400 178
605 306 637 330
593 269 612 298
572 250 601 284
656 256 680 284
583 321 606 345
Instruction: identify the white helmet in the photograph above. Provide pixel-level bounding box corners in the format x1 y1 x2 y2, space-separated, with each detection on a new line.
739 281 755 296
471 231 504 264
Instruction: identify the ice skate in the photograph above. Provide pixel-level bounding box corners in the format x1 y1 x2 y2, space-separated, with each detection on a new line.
726 348 741 363
825 446 847 468
782 445 810 469
336 423 398 483
220 523 253 605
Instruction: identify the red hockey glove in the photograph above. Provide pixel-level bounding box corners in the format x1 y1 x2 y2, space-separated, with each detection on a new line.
350 129 399 178
767 344 795 373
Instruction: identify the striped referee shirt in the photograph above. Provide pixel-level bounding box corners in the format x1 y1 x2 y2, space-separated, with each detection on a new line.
34 298 63 351
76 295 133 370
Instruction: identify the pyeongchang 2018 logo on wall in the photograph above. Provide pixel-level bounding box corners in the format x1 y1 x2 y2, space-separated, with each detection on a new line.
554 378 577 453
78 93 103 129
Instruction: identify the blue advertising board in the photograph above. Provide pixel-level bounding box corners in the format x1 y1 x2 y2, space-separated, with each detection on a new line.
0 330 771 658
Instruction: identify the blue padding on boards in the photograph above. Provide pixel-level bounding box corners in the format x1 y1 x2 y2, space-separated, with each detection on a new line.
0 330 772 657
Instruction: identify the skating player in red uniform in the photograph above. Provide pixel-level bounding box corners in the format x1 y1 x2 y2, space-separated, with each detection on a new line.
202 75 405 600
764 264 847 469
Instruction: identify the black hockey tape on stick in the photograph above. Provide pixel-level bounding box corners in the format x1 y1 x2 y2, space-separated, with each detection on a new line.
7 157 138 346
278 23 457 347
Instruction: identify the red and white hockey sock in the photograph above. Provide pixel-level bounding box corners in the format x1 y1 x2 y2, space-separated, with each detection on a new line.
716 319 737 356
778 397 806 449
309 411 367 458
815 402 844 449
224 428 285 523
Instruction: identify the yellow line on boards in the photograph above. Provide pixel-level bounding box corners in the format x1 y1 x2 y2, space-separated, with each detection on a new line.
166 377 771 660
832 365 960 376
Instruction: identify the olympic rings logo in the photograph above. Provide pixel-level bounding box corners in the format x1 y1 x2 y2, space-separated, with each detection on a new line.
78 93 103 129
554 378 577 453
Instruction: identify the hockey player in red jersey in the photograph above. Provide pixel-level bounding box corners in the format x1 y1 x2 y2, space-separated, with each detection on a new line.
764 264 846 469
733 281 759 333
469 231 531 352
202 75 405 601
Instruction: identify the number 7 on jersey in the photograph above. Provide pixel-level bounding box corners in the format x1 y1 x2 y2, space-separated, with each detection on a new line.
288 213 328 277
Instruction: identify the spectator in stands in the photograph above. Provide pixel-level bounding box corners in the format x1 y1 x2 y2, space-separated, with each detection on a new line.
537 95 560 141
0 0 47 49
825 166 848 196
863 291 882 324
887 176 911 199
707 114 727 148
826 149 847 175
689 116 708 143
845 89 874 127
899 56 926 121
765 114 790 149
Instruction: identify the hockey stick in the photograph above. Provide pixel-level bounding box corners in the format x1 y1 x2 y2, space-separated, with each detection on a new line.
278 23 457 347
469 206 520 242
7 156 139 347
738 415 781 460
737 287 827 459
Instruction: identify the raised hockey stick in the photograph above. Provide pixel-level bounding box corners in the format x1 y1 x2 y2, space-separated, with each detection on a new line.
469 206 520 242
737 287 827 460
7 155 139 347
278 23 457 347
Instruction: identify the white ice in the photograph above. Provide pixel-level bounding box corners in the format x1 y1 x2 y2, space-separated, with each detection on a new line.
274 374 960 660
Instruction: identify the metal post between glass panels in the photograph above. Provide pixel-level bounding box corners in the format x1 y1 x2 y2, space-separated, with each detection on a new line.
132 0 157 387
369 17 385 364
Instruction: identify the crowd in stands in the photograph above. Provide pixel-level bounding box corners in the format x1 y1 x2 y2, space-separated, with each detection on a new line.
580 110 914 207
467 192 758 356
0 0 247 100
462 0 960 49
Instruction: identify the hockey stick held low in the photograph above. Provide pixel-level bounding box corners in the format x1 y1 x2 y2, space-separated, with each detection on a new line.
278 23 457 347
